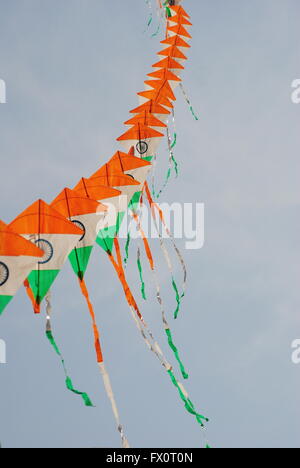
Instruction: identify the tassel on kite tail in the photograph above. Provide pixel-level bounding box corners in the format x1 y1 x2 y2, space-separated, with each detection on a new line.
44 291 94 407
78 278 130 449
145 181 187 319
129 199 188 380
179 82 199 121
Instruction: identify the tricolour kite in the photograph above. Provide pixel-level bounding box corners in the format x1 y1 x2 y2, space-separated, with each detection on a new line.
1 0 210 448
0 220 43 315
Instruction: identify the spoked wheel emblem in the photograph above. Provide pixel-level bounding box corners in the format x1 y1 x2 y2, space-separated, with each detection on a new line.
0 262 9 287
136 140 148 155
72 220 86 242
35 239 54 265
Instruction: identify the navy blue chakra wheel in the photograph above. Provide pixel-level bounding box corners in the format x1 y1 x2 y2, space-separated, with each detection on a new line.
35 239 54 265
136 141 148 155
72 220 86 242
0 262 9 287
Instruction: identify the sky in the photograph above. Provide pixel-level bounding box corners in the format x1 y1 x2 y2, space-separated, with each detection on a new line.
0 0 299 449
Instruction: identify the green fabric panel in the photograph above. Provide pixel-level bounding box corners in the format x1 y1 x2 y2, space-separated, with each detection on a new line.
69 245 93 280
128 191 142 212
96 212 124 253
0 295 13 315
27 269 60 304
142 156 153 162
165 328 188 380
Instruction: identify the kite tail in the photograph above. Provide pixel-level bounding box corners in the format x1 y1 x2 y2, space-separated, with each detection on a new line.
98 363 130 449
124 232 131 265
44 292 94 407
167 368 209 428
24 279 40 314
145 181 187 319
153 126 176 200
179 82 199 121
130 211 188 380
78 278 103 363
107 238 209 440
137 247 147 300
78 278 130 449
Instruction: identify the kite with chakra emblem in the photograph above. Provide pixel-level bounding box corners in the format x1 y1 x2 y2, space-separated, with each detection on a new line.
0 220 43 315
0 0 210 449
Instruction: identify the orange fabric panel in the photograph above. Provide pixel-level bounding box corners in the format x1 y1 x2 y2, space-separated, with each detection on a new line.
160 36 190 49
158 46 187 60
143 79 176 101
147 68 182 82
0 221 44 257
129 101 171 115
9 200 83 236
167 24 192 39
169 15 192 26
170 5 191 19
137 90 174 108
117 123 164 141
90 163 141 183
124 112 167 128
92 158 151 177
89 174 140 188
108 151 152 171
51 188 107 218
74 178 122 201
152 56 185 70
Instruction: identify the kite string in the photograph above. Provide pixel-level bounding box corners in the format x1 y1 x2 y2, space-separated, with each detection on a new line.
78 278 130 449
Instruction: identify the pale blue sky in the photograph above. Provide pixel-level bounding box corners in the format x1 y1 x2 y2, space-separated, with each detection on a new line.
0 0 299 448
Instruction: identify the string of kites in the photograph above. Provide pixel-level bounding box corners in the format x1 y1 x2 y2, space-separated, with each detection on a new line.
0 0 210 448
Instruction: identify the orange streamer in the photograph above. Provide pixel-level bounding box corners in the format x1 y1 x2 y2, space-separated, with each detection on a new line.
79 278 103 363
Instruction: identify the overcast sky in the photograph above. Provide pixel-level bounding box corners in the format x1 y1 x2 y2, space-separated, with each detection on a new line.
0 0 299 448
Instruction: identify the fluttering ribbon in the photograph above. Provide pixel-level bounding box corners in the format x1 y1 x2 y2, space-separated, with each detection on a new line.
144 181 187 319
179 82 199 121
77 277 130 448
45 292 94 407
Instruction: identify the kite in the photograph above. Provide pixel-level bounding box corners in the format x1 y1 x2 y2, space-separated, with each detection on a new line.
1 0 211 448
0 220 43 315
51 188 130 447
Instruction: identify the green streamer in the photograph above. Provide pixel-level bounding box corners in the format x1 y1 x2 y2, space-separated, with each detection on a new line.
171 132 177 149
171 155 179 177
151 23 161 38
46 330 94 407
137 249 147 300
190 106 199 121
124 232 131 264
168 369 209 427
172 277 185 319
165 328 189 380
